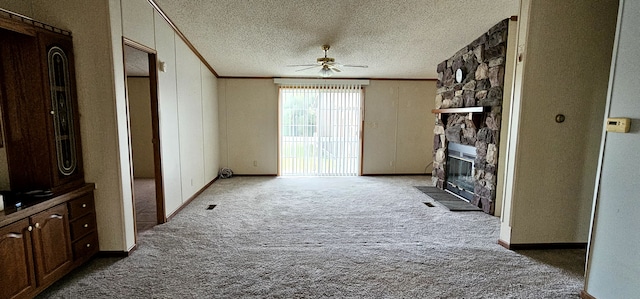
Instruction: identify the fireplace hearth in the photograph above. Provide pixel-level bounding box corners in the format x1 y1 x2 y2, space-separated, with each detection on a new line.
446 142 476 202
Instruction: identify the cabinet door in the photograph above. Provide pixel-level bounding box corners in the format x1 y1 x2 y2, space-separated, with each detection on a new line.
0 219 36 299
38 31 84 192
30 204 73 286
0 28 53 191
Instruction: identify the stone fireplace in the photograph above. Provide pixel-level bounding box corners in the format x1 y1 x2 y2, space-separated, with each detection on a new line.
432 19 510 215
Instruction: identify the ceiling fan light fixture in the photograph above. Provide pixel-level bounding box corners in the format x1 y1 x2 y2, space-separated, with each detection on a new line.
288 44 367 77
319 66 332 78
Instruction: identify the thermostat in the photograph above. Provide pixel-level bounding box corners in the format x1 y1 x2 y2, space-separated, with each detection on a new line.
606 117 631 133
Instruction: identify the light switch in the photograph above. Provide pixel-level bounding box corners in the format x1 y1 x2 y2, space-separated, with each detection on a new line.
606 117 631 133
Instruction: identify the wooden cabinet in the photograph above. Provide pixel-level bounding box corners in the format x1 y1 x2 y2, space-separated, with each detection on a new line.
0 219 36 299
38 31 85 192
0 204 73 299
0 19 84 194
30 204 73 288
67 192 99 263
0 185 97 299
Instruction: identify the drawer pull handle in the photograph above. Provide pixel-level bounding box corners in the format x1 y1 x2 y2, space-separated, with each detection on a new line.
82 204 87 208
86 243 91 248
83 224 89 228
28 226 33 232
35 223 40 229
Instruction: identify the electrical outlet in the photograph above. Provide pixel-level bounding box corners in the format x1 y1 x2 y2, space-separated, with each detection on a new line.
253 160 258 167
190 178 193 186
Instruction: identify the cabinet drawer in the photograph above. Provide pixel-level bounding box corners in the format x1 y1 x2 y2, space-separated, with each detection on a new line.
72 232 99 261
70 213 96 241
68 193 94 219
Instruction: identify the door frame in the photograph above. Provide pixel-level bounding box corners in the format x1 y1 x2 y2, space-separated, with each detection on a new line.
122 38 166 238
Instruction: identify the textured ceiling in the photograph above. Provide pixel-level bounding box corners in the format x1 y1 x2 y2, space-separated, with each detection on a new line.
153 0 520 79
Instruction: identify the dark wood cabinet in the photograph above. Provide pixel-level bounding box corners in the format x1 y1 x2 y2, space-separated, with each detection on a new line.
0 185 97 299
0 21 83 194
0 204 74 299
30 204 73 287
67 192 99 263
0 219 36 299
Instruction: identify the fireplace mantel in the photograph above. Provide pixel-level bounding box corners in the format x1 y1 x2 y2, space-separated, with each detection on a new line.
431 107 490 114
432 106 491 130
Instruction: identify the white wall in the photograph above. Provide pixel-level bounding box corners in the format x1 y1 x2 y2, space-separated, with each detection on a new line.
500 0 618 245
493 19 519 218
176 37 205 200
119 0 220 217
0 0 31 15
153 10 183 217
218 78 279 174
217 79 435 175
121 0 155 49
585 0 640 297
127 77 155 178
500 1 531 243
363 80 435 174
201 65 220 182
108 0 137 250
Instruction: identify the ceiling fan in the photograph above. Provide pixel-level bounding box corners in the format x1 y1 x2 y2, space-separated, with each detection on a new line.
288 45 368 77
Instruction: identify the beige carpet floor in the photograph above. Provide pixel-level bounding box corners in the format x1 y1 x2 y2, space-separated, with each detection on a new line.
38 176 585 298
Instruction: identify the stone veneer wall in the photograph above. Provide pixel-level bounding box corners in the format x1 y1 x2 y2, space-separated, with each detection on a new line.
432 19 509 215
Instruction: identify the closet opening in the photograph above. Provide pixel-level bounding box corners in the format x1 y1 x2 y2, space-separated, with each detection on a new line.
123 39 165 239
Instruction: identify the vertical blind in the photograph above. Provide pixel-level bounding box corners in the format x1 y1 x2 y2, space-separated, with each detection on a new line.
279 83 363 176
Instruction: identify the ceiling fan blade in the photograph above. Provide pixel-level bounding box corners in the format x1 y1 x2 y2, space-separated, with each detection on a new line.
342 64 369 68
287 64 318 67
328 65 342 72
295 65 321 72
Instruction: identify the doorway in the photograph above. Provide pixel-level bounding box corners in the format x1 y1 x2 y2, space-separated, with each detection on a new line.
279 84 363 176
123 39 165 237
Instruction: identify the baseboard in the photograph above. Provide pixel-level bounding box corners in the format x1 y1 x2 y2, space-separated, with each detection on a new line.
361 173 432 176
498 239 587 250
234 174 431 177
167 176 218 221
498 239 510 249
580 290 596 299
99 244 137 258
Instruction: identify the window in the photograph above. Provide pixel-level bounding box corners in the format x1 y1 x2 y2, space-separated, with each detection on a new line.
279 83 363 176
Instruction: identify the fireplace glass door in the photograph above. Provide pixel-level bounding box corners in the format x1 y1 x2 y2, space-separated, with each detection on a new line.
445 143 476 201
